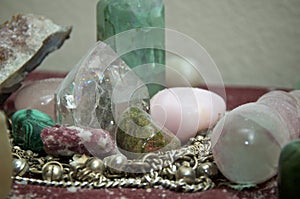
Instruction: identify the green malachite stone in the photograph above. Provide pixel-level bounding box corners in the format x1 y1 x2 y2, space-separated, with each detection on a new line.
97 0 165 97
116 107 181 159
278 139 300 199
12 109 54 152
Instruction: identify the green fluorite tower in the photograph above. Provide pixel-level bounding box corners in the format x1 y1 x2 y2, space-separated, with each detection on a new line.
97 0 165 97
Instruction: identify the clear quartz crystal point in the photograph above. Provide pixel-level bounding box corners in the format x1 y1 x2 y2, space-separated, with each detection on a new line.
55 41 149 133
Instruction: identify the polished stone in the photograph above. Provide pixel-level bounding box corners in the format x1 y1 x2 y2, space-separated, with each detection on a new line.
150 87 226 143
258 90 300 139
97 0 165 96
14 78 63 119
290 90 300 108
210 103 290 184
12 109 54 152
278 139 300 199
211 89 300 184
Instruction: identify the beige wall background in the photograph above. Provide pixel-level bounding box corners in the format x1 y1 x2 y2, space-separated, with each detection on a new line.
0 0 299 88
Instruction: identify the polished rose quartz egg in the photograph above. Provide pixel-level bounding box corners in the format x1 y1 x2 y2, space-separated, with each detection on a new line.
150 87 226 143
14 78 63 119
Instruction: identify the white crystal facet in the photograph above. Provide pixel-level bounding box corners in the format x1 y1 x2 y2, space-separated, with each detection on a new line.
55 41 149 133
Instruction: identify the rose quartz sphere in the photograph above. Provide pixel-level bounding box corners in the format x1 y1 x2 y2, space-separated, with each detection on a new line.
210 103 290 184
150 87 226 143
14 78 63 119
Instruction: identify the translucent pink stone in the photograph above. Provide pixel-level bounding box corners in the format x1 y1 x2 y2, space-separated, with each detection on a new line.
14 78 63 119
211 90 300 184
211 103 290 184
150 87 226 143
257 90 300 139
289 90 300 106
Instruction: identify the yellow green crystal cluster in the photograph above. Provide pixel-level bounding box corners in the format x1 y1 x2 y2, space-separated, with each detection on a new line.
116 107 181 159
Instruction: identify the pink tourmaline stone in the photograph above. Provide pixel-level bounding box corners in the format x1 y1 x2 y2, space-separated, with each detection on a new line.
14 78 63 119
41 124 117 158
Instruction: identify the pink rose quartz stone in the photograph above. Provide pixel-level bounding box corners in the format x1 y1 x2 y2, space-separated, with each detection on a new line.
211 90 300 184
14 78 63 119
257 90 300 139
290 90 300 106
211 103 290 184
41 124 117 158
150 87 226 143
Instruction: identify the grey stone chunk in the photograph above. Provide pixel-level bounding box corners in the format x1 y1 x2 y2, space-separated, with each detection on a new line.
0 14 72 104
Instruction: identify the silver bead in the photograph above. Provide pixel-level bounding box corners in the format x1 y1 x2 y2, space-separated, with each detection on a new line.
25 150 34 157
42 161 63 181
197 162 219 178
175 162 196 184
13 158 29 177
103 154 127 173
86 157 104 173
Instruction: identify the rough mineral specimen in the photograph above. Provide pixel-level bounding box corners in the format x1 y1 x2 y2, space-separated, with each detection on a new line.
12 109 54 152
55 41 149 134
41 124 117 158
116 106 181 159
0 14 71 104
